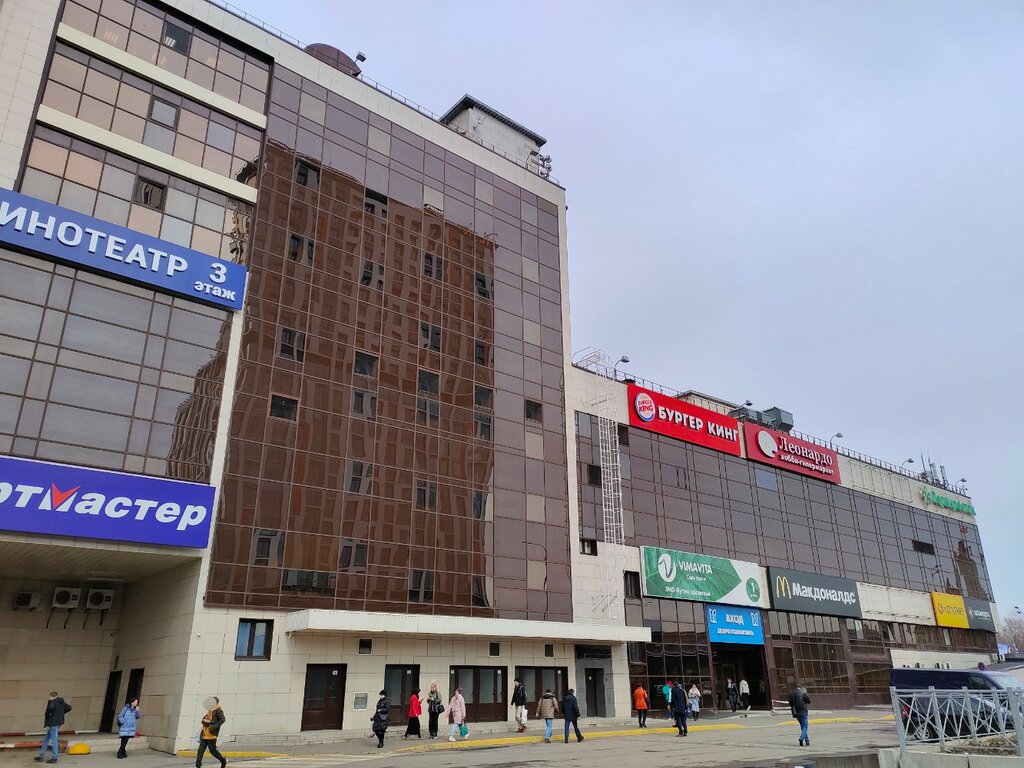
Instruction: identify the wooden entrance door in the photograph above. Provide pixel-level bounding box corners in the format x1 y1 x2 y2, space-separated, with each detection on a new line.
301 664 347 730
384 665 419 726
450 666 507 722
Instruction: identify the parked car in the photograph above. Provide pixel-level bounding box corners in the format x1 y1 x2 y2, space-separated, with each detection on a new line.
891 668 1022 741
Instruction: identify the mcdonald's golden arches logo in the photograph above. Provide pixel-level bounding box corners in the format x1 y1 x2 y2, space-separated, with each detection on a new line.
775 574 791 600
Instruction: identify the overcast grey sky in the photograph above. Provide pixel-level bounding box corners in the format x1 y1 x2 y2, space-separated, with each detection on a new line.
247 0 1024 619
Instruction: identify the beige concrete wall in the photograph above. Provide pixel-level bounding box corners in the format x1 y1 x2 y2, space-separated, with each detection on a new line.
0 577 121 733
0 0 59 188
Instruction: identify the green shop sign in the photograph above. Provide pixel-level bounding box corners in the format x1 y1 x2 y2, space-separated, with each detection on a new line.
920 487 975 516
640 546 767 607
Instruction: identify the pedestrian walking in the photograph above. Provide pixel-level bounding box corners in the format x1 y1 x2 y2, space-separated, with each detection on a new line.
670 681 688 737
535 688 560 743
448 687 468 742
116 698 141 758
562 689 584 743
687 684 701 721
403 687 422 739
739 678 751 715
726 678 739 712
34 691 71 764
370 690 390 749
633 684 649 728
789 685 811 746
511 677 528 733
662 680 674 719
196 696 227 768
426 682 443 739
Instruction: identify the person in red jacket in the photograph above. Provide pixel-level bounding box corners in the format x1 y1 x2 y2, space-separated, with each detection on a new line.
404 688 423 739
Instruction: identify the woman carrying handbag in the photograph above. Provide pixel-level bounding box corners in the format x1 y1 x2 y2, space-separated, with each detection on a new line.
425 682 444 739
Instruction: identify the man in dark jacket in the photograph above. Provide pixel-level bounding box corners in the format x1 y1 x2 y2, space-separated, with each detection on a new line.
511 678 528 733
35 692 71 763
670 681 688 736
789 685 811 746
562 689 583 743
197 697 227 768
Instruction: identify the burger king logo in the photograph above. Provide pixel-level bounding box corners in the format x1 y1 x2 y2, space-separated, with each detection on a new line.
634 392 656 422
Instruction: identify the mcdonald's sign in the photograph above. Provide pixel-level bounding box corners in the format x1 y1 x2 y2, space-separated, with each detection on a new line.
767 567 862 618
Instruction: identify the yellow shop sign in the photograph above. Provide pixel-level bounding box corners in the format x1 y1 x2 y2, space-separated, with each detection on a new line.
931 592 969 629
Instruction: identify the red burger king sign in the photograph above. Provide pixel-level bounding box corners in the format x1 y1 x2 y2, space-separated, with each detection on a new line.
627 384 742 456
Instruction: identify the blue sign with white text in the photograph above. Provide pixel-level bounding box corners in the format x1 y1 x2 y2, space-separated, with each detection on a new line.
706 603 764 645
0 187 246 310
0 455 215 548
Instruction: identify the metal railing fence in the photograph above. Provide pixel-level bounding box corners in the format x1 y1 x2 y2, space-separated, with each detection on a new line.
890 686 1024 756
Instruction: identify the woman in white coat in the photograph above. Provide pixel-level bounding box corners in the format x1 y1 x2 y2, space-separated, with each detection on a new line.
687 684 701 721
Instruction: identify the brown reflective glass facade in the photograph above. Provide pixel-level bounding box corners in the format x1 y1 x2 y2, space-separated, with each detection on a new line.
207 66 570 618
577 414 995 706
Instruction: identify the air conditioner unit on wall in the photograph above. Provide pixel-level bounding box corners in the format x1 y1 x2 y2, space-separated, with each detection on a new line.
13 592 40 610
52 588 81 609
85 589 114 610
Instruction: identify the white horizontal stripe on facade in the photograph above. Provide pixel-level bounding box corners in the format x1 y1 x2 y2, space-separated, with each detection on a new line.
36 105 259 204
56 23 268 130
286 608 653 643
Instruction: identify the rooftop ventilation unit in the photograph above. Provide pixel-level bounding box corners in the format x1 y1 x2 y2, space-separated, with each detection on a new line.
762 407 795 433
52 588 81 610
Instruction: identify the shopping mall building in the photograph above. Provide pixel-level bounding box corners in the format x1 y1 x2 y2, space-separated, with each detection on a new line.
0 0 996 751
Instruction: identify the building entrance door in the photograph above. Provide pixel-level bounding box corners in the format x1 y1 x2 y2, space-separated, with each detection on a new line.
99 670 122 733
712 645 767 710
584 668 606 717
449 666 506 722
301 664 347 730
384 664 419 726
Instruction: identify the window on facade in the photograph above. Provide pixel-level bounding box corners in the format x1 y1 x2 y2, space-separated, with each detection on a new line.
339 540 368 571
288 233 313 264
472 575 490 607
525 400 543 423
474 386 493 408
295 159 320 189
409 570 434 603
148 98 179 129
474 412 492 440
623 571 641 599
580 538 598 556
415 479 437 511
587 464 602 486
278 328 306 362
475 273 493 299
617 424 630 447
544 644 555 658
627 642 644 663
489 642 501 657
251 529 284 567
416 397 439 426
354 351 378 377
132 177 166 210
162 21 191 54
423 252 442 280
364 188 388 218
754 467 779 491
281 570 335 594
346 461 373 494
352 389 377 420
420 323 442 352
912 540 936 555
474 340 492 367
473 490 488 519
269 395 297 421
235 619 272 660
361 260 384 290
358 638 372 654
418 370 439 396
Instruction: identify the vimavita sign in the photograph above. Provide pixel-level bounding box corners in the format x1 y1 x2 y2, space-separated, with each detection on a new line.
0 455 215 548
641 546 767 607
